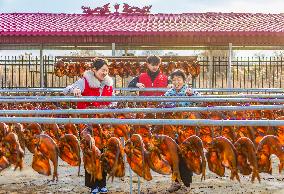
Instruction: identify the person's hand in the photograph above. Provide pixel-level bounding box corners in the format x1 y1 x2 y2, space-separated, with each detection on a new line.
167 84 174 89
186 88 193 96
98 105 108 109
136 83 145 88
73 88 82 97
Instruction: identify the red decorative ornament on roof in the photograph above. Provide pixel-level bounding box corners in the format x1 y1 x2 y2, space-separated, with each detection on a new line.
114 3 120 14
122 3 152 15
81 3 111 15
81 3 152 15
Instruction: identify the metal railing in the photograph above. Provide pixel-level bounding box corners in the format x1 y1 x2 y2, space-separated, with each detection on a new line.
0 87 283 93
1 105 283 115
1 56 284 89
0 96 284 103
0 117 283 126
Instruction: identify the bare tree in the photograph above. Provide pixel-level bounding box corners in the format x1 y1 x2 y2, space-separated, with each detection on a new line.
164 51 179 56
272 50 284 58
68 50 103 57
200 50 236 58
115 50 137 56
141 50 164 56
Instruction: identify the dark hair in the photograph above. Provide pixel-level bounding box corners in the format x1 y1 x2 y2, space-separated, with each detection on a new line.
146 55 161 65
91 58 108 70
170 69 186 81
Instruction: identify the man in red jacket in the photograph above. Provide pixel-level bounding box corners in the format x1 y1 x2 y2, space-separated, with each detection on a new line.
128 55 169 96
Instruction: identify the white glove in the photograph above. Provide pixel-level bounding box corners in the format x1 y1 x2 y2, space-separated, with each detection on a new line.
73 88 82 97
186 88 193 96
136 83 145 88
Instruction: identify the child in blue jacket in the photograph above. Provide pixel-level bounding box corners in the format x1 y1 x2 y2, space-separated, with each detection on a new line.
164 69 200 107
163 69 201 193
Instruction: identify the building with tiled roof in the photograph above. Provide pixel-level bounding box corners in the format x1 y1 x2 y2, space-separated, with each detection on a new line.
1 11 284 49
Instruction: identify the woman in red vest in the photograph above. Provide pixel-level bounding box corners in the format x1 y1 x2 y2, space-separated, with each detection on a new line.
128 55 169 96
64 58 113 194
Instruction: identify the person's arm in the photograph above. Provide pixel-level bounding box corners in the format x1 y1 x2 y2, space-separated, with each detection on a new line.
128 76 139 88
164 89 173 96
184 87 202 106
161 88 176 107
185 87 201 96
63 78 85 95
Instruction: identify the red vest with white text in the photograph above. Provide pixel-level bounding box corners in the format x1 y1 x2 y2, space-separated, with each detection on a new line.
138 72 168 96
77 78 113 109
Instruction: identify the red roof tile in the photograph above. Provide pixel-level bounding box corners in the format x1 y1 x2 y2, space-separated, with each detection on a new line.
1 12 284 36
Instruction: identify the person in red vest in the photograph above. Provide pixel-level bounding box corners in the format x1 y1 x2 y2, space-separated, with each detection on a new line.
63 58 113 194
128 55 169 96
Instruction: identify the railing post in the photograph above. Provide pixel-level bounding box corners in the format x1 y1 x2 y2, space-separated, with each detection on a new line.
227 43 233 88
208 49 213 88
40 44 44 88
111 43 117 88
112 43 116 57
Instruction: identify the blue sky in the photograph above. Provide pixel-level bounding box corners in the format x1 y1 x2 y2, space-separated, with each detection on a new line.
0 0 283 57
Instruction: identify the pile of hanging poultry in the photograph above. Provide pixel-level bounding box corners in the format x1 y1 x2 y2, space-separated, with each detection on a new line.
54 59 200 78
0 100 284 185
